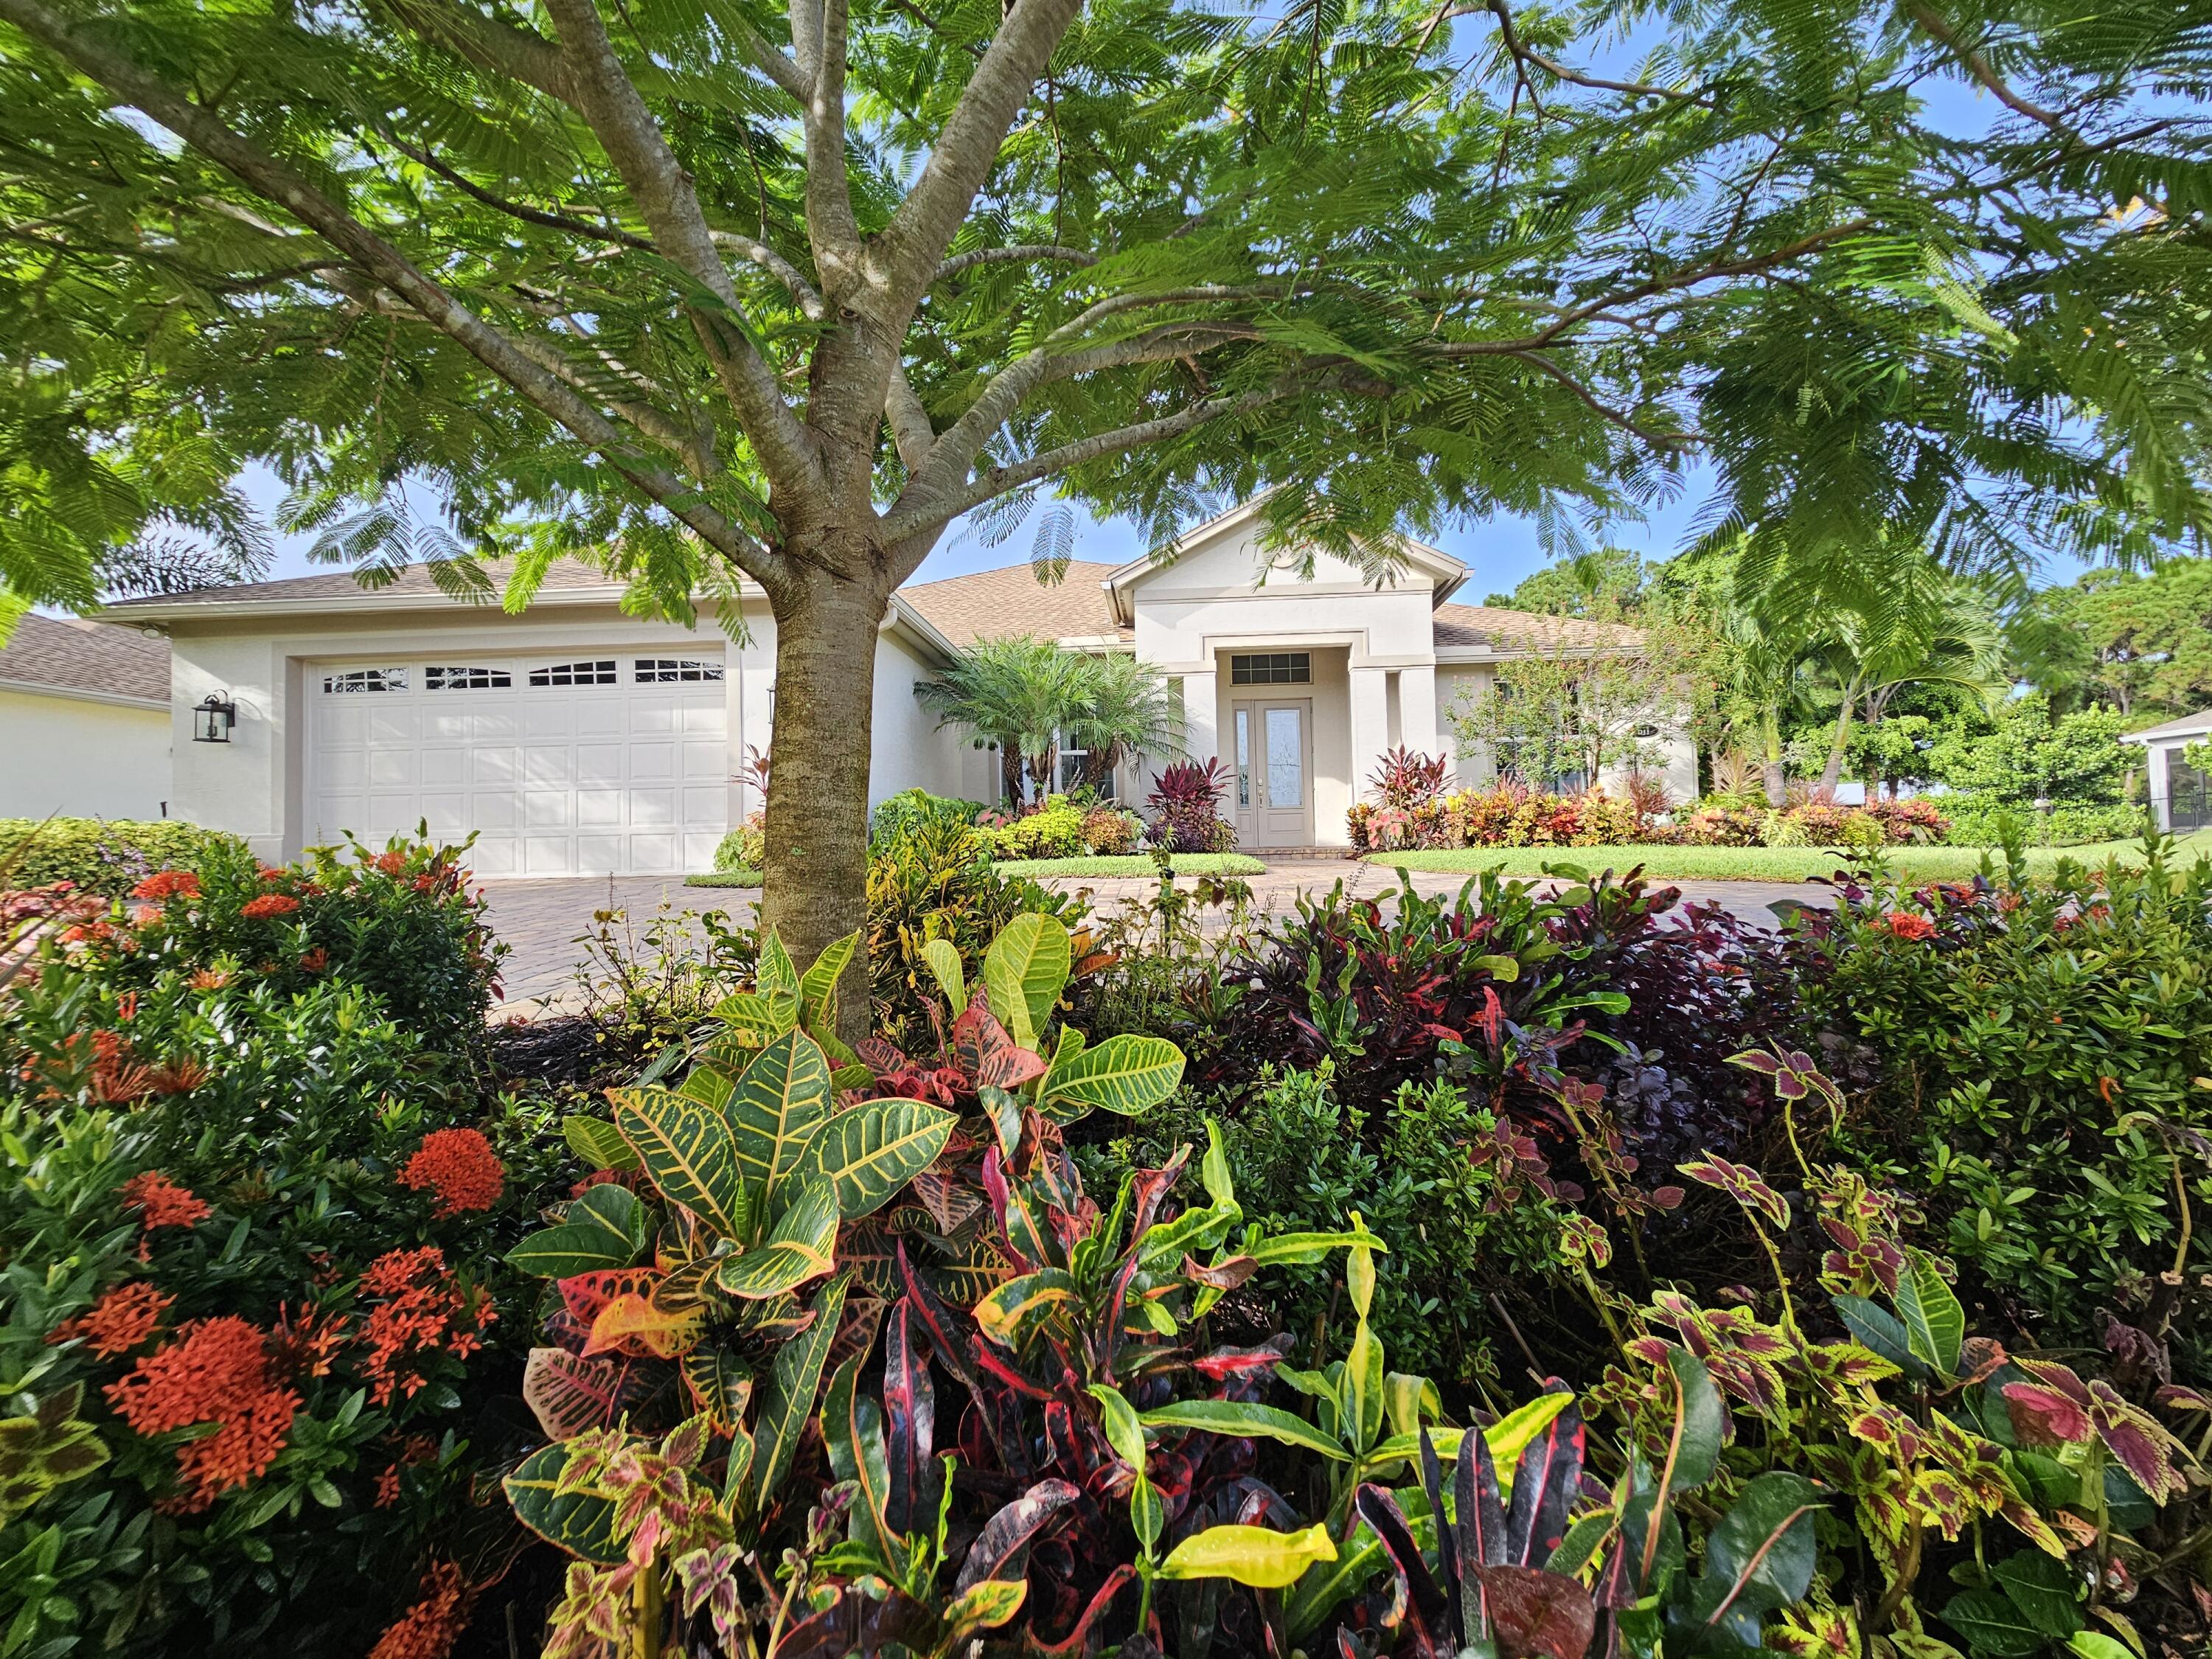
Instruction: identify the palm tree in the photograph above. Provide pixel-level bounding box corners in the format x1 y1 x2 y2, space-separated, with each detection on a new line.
917 639 1184 803
1801 566 2009 794
1066 653 1184 791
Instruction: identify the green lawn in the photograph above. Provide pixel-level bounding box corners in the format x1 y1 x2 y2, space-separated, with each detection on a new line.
1364 829 2212 885
682 867 762 888
992 853 1268 878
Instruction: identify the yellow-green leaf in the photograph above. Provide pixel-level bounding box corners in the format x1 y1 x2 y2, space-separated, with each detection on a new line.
729 1031 831 1204
1159 1523 1338 1588
717 1178 838 1299
799 931 859 1034
795 1097 956 1219
614 1087 748 1239
1039 1033 1186 1119
922 936 966 1012
983 913 1070 1049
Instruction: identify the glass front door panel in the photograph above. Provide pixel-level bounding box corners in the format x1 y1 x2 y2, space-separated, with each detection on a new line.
1235 709 1251 807
1265 706 1304 808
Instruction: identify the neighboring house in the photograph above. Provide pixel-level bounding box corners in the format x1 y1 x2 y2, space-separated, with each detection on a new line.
0 613 174 821
102 498 1687 873
2121 711 2212 832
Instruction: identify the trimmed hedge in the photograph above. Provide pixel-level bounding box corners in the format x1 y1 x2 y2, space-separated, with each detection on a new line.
0 818 248 897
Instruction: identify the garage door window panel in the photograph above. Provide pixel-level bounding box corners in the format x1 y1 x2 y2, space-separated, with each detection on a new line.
528 661 617 686
425 665 513 690
636 658 725 682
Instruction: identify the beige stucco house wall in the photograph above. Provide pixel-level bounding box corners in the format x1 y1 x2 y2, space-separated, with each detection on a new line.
0 615 174 821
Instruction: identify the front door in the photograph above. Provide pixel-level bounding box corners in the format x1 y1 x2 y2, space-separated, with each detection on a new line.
1231 698 1315 848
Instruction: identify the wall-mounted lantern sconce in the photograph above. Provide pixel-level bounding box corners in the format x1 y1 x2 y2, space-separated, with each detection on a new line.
192 693 238 744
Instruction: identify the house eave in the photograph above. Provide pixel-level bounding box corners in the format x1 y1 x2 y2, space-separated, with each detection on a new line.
0 676 168 712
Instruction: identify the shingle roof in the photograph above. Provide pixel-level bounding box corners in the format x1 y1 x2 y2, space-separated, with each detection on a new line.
899 562 1128 647
103 557 614 608
0 613 170 703
1433 602 1644 653
2121 709 2212 742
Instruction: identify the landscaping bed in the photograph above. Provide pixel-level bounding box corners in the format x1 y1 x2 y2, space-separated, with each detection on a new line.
1368 827 2212 882
3 822 2206 1659
991 851 1267 877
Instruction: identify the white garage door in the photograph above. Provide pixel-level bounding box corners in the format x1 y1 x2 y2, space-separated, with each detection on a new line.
306 653 728 876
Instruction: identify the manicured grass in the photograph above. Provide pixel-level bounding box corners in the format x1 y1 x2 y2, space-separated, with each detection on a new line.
682 867 762 888
1364 829 2212 885
992 853 1269 878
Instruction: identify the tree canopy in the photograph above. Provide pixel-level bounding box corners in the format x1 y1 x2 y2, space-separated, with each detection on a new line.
4 0 2208 989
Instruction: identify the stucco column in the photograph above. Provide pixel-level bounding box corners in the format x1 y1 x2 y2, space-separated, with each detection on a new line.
1179 669 1218 768
2146 741 2171 832
1349 666 1390 804
1398 665 1438 755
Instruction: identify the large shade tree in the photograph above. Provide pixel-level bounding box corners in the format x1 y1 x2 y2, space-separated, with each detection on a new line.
2 0 2208 1020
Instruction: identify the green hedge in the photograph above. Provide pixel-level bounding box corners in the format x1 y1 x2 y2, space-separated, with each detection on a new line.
1936 796 2146 848
0 818 248 897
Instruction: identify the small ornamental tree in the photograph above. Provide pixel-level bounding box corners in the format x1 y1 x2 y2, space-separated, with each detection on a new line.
3 0 2208 1027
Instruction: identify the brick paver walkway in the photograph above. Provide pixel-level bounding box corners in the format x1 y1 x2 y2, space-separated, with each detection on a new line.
481 862 1831 1015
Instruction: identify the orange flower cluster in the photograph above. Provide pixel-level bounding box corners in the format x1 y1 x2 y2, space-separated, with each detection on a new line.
269 1299 349 1379
299 946 330 973
1879 911 1937 942
121 1169 211 1231
256 865 288 882
75 1029 210 1105
105 1316 301 1511
397 1128 505 1217
356 1248 495 1406
240 893 302 919
372 850 410 877
368 1560 476 1659
49 1281 173 1357
131 870 201 900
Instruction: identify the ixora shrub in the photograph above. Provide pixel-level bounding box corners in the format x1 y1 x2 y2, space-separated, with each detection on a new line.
1806 838 2212 1368
56 832 507 1052
0 817 248 899
0 929 560 1655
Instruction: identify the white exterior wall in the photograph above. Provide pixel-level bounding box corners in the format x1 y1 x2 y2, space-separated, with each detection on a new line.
1127 514 1446 847
0 688 173 821
169 605 751 863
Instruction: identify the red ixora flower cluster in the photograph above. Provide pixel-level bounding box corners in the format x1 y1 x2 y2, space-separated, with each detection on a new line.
239 893 302 919
105 1316 302 1511
397 1128 505 1217
131 870 201 901
368 1560 476 1659
49 1281 173 1357
1878 911 1938 942
356 1247 495 1407
121 1169 211 1231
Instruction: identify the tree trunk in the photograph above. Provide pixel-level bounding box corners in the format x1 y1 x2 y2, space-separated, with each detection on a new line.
999 742 1022 807
1818 699 1857 795
758 568 888 1048
1760 708 1787 807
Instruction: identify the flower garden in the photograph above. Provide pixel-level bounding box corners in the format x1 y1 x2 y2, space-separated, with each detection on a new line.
2 816 2208 1659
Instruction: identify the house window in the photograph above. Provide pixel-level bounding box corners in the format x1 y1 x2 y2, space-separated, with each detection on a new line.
321 667 408 694
1053 731 1115 797
1230 652 1311 685
527 660 618 687
634 658 725 683
425 665 512 691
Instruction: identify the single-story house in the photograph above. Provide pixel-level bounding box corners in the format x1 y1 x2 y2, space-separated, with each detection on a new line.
0 613 174 821
2121 711 2212 832
100 499 1686 874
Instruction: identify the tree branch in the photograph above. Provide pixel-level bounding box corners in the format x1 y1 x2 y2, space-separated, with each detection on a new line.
870 0 1090 315
0 0 785 578
378 131 657 250
539 0 816 492
380 0 574 101
1475 0 1709 105
1504 350 1692 450
884 364 937 473
708 230 827 319
931 243 1100 284
791 0 863 292
882 380 1304 542
1907 3 2065 131
911 285 1288 500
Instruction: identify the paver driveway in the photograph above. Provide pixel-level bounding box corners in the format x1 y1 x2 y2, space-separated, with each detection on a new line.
480 861 1832 1013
